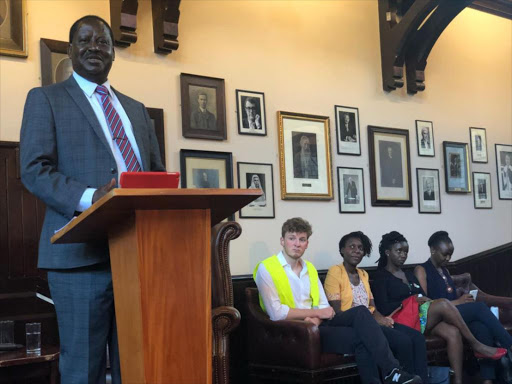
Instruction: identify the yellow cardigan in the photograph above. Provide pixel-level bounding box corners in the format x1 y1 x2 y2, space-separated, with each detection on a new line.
324 263 375 313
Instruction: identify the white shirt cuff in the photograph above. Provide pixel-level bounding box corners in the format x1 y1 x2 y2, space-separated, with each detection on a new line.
76 188 96 212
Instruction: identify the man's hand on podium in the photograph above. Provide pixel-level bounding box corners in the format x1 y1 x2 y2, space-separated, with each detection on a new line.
92 178 116 204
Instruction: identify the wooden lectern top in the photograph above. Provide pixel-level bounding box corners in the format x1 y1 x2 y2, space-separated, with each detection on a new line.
51 188 261 244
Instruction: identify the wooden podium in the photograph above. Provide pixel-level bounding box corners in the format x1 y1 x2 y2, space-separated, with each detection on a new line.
51 188 260 384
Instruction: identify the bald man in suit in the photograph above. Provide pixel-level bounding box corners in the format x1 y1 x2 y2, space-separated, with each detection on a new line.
20 15 164 383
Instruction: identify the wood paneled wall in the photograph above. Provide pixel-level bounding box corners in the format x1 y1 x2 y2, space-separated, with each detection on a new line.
0 142 47 293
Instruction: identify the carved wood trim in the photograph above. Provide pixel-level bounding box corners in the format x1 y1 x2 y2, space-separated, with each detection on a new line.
110 0 139 47
151 0 181 54
470 0 512 19
379 0 474 94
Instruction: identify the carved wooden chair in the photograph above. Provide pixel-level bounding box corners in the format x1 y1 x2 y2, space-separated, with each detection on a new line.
211 222 242 384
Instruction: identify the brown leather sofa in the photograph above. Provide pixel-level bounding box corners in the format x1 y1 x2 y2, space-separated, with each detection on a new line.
245 273 512 384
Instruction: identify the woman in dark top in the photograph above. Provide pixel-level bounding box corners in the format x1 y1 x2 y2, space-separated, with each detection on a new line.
373 231 507 384
415 231 512 384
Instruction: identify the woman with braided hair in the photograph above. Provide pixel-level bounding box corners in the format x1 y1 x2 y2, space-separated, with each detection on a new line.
372 231 507 384
415 231 512 384
324 231 428 383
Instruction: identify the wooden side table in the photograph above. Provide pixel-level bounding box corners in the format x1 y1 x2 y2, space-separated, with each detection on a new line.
0 346 59 384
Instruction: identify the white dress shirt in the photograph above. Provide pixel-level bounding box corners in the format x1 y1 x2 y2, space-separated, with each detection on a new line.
73 72 143 212
254 251 330 321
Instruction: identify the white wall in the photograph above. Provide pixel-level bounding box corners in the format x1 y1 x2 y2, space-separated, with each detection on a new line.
1 1 511 275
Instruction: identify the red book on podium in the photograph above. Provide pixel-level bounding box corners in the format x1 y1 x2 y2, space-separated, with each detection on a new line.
119 172 180 189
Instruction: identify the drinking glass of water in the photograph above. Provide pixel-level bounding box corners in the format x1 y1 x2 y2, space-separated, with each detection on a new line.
25 322 41 355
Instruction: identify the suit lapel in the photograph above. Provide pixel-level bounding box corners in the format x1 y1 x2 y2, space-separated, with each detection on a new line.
64 77 113 157
113 88 149 171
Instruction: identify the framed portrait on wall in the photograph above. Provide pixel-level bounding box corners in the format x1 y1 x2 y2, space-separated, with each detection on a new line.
335 105 361 155
180 73 226 140
367 125 412 207
416 120 435 157
146 108 166 166
179 149 233 189
0 0 27 57
337 167 365 213
469 127 488 163
416 168 441 214
443 141 471 193
236 90 267 136
40 38 73 86
472 172 492 209
495 144 512 200
237 162 275 218
277 111 333 200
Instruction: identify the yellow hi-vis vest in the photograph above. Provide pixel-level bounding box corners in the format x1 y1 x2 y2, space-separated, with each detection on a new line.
253 255 320 313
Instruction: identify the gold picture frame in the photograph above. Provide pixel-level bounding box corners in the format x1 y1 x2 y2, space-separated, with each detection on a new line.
0 0 27 58
277 111 333 200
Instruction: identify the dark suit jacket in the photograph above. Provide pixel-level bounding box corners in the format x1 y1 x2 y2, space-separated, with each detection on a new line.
20 76 165 269
340 121 356 142
191 109 216 130
424 190 435 200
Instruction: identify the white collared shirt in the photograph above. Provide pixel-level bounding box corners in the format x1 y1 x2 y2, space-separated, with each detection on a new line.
254 251 330 321
73 72 143 211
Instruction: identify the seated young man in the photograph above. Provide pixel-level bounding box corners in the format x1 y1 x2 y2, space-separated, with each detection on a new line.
253 217 423 384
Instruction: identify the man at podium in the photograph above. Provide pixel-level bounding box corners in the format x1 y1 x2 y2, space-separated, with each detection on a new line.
19 15 165 384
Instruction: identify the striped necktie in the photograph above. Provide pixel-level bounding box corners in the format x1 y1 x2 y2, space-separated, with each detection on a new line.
95 85 142 172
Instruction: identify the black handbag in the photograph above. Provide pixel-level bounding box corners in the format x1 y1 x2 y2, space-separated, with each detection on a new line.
497 349 512 384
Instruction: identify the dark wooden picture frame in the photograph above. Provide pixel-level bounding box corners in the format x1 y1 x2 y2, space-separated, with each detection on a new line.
443 141 471 193
367 125 412 207
335 105 361 156
40 38 71 86
236 90 267 136
472 172 492 209
179 149 233 189
180 73 226 140
146 108 166 166
337 167 365 213
0 0 27 57
416 168 441 214
237 162 275 218
416 120 435 157
469 127 488 163
495 143 512 200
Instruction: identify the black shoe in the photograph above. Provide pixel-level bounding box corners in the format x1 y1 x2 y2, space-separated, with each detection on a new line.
384 368 423 384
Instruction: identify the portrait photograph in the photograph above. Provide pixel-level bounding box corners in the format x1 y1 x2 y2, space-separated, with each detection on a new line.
0 0 27 57
368 126 412 207
443 141 470 193
179 149 233 189
335 105 361 155
180 73 226 140
236 89 267 136
416 168 441 214
277 111 333 200
472 172 492 209
495 144 512 200
237 162 275 218
337 167 365 213
470 127 488 163
416 120 435 157
40 38 72 86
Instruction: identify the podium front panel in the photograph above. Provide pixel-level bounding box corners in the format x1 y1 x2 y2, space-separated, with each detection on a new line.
109 209 211 384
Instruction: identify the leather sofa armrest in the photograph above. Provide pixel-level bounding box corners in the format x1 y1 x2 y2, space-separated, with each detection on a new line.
212 306 241 335
247 311 322 369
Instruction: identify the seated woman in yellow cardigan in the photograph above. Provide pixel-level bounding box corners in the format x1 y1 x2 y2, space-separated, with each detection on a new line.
324 231 428 383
